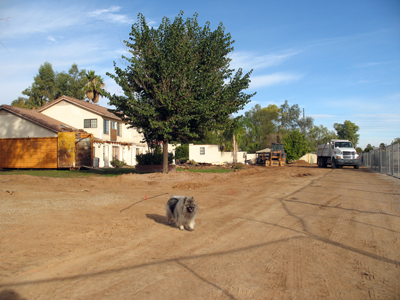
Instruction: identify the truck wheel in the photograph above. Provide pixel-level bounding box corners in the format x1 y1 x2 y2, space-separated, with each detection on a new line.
354 165 359 169
322 158 327 168
331 158 337 169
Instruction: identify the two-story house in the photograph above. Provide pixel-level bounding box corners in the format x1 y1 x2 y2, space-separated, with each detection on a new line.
38 95 148 167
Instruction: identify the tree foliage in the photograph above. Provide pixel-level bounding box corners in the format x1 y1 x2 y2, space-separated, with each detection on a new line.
333 120 360 146
307 125 337 152
84 70 106 103
279 100 300 132
282 129 310 162
22 62 56 108
10 97 34 109
175 144 189 160
55 63 87 99
363 144 373 152
14 62 89 109
244 104 279 150
107 12 255 172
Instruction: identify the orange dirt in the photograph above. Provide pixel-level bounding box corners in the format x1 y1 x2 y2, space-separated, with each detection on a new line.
0 164 399 299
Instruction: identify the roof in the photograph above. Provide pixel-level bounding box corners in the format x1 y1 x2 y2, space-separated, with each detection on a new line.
256 148 271 153
37 95 121 121
0 105 83 133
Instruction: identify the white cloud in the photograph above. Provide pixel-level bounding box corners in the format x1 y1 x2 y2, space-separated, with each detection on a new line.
88 6 133 24
0 6 84 39
47 36 58 43
229 51 298 71
249 72 303 89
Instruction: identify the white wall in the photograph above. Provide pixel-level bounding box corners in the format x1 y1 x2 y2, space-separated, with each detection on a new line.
299 153 317 164
189 144 248 165
0 110 57 138
41 100 147 146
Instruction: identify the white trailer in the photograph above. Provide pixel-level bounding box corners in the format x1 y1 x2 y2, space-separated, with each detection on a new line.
317 139 360 169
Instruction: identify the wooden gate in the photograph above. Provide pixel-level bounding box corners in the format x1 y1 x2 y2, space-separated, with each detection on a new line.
75 133 93 167
58 132 93 168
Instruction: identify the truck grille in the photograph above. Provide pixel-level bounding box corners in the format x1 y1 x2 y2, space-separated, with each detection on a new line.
343 151 356 159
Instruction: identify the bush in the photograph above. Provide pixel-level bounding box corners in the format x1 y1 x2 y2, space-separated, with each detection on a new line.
177 157 189 164
175 144 189 160
110 158 127 168
283 130 310 162
136 152 174 165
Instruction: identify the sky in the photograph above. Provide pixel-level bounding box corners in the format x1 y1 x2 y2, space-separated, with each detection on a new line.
0 0 399 149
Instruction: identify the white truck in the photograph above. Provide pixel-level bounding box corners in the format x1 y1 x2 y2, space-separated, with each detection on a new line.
317 139 360 169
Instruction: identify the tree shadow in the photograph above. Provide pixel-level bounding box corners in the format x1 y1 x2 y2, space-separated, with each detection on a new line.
0 289 26 300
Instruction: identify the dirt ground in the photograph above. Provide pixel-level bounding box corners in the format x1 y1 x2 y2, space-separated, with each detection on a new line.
0 163 399 300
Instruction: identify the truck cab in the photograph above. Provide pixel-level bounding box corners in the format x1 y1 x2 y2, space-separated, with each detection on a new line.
317 139 360 169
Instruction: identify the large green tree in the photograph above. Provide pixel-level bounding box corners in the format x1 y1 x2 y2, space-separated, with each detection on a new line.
244 104 280 150
333 120 360 146
22 62 56 108
279 100 300 132
15 63 90 109
107 12 255 173
55 63 87 99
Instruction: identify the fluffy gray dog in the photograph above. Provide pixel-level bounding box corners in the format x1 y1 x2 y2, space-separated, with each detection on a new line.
166 195 198 231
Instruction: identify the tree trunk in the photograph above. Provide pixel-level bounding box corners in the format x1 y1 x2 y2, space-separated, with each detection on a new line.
233 133 238 164
163 138 169 174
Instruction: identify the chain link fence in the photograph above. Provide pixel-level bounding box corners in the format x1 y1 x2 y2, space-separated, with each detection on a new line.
361 143 400 178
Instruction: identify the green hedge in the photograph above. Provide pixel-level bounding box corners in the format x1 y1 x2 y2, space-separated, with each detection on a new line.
136 152 174 165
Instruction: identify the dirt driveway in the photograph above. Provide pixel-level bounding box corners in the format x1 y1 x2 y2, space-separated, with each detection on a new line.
1 163 399 299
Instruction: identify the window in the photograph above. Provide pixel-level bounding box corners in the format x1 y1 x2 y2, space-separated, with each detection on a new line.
200 147 205 155
117 122 122 136
84 119 97 128
103 120 109 134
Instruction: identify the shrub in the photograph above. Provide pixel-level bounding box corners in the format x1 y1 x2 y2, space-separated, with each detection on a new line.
283 130 310 162
110 158 127 168
175 144 189 160
136 152 174 165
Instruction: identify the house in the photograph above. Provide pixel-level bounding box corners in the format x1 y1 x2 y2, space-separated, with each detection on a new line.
0 105 93 169
189 144 248 165
37 95 148 167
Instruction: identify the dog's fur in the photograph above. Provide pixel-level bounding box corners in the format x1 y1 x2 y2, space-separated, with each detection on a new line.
166 196 198 231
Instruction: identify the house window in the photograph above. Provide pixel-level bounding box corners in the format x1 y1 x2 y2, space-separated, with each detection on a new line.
117 122 122 136
103 120 109 134
84 119 97 128
200 147 205 155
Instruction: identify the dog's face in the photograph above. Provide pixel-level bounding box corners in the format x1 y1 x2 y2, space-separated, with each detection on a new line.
184 197 197 214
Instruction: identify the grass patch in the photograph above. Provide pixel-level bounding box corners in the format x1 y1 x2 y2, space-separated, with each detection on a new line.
176 167 233 173
0 168 136 178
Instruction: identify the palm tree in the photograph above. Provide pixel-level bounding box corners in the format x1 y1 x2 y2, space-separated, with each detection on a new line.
83 70 106 103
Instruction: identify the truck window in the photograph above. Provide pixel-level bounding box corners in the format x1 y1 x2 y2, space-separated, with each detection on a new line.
335 142 353 148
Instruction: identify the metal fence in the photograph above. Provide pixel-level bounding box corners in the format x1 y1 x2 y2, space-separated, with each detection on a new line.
361 143 400 178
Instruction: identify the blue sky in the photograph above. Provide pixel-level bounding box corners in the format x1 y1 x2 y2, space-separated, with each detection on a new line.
1 0 399 149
